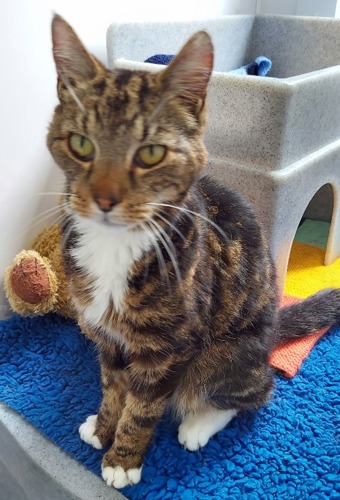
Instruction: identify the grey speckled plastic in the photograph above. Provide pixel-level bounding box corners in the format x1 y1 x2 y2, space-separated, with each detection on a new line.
0 403 126 500
107 15 340 294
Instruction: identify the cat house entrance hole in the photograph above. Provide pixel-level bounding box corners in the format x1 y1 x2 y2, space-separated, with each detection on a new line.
294 183 335 263
303 184 333 223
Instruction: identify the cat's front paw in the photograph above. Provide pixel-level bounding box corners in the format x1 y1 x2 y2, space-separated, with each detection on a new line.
178 408 238 451
79 414 103 449
102 465 142 489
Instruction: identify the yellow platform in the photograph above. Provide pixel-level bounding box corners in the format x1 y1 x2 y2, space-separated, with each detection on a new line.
285 241 340 298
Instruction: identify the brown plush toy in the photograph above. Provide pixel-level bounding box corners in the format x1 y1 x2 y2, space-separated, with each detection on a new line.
4 224 74 318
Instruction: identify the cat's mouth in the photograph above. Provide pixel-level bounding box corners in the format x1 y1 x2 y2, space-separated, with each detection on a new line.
68 197 155 231
100 214 132 230
70 207 137 232
86 209 151 232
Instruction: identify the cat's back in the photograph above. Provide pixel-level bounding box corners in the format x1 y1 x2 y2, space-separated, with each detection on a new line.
194 175 277 335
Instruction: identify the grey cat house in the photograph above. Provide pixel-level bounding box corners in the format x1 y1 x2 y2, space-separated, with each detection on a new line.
107 15 340 295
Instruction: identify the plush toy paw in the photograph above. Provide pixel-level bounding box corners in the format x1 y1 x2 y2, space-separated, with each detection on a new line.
5 249 59 316
11 255 51 304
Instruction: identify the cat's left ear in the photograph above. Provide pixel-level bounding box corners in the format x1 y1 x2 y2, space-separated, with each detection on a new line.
159 31 213 109
51 14 100 84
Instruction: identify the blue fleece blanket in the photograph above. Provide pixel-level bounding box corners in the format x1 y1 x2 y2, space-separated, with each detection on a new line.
145 54 272 76
0 313 339 499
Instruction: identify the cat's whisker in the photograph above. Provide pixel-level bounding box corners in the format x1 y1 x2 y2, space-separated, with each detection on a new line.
147 222 171 290
33 212 67 235
138 222 151 284
35 192 77 198
53 210 69 225
9 189 75 243
152 209 187 244
4 205 68 251
31 204 63 219
148 218 182 286
147 202 230 242
25 202 72 236
26 206 64 232
0 190 66 208
144 221 171 290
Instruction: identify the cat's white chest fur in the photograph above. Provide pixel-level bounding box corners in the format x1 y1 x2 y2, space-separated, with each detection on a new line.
70 218 153 327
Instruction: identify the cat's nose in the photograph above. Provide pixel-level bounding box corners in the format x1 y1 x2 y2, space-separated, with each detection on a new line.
94 195 119 213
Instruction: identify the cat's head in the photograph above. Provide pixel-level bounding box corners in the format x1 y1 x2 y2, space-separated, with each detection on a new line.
47 15 213 229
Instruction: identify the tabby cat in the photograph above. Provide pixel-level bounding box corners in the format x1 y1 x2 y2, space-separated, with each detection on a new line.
47 15 340 489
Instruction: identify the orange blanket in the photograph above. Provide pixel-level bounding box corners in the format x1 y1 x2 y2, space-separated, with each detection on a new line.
269 242 340 378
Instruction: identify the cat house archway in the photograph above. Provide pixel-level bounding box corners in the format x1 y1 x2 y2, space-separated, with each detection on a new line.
207 146 340 297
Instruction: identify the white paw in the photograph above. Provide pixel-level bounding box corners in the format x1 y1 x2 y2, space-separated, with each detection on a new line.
178 408 238 451
102 465 142 488
79 414 102 449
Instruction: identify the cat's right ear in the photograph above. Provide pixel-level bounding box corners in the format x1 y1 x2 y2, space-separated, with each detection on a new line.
159 31 213 110
51 14 98 86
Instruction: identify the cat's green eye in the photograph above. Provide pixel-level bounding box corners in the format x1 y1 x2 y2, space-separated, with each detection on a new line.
135 145 167 168
68 133 95 161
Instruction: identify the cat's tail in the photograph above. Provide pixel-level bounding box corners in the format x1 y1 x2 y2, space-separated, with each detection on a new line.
276 288 340 345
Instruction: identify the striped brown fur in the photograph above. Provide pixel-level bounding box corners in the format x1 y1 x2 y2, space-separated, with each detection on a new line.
47 15 340 488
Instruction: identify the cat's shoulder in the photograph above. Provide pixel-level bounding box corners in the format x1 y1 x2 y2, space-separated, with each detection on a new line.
197 174 259 225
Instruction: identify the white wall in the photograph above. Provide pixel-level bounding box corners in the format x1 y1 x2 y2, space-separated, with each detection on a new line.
0 1 61 317
257 0 339 16
335 0 340 16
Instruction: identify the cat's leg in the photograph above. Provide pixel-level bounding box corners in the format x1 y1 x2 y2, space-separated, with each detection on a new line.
177 362 274 452
100 350 184 488
79 344 127 449
178 406 238 451
101 391 167 488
